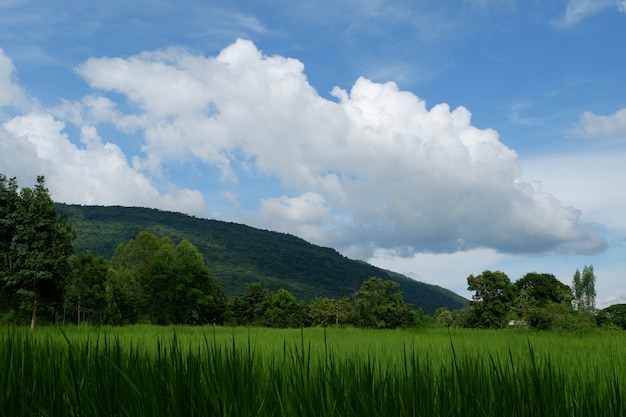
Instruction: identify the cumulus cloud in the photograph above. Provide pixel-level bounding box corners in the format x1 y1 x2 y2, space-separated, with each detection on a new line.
575 108 626 140
69 39 605 257
0 48 205 215
0 112 206 215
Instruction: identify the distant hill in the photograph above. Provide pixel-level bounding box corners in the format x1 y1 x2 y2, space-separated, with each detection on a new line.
57 204 467 315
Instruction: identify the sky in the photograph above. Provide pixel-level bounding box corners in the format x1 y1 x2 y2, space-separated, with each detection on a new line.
1 0 625 306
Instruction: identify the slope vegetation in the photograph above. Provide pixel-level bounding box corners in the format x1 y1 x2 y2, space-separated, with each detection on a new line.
58 204 467 315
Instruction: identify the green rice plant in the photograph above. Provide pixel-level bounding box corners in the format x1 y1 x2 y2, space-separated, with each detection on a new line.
1 326 625 416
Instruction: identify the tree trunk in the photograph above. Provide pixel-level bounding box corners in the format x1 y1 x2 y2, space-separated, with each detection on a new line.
77 295 81 325
30 299 38 330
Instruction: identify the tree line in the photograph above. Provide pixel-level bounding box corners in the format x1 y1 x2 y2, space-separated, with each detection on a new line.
1 174 421 328
1 174 624 330
439 267 606 331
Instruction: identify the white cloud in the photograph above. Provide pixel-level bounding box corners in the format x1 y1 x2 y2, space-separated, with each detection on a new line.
521 150 626 231
69 39 606 258
1 112 206 216
0 48 26 111
552 0 616 27
257 192 333 244
575 108 626 140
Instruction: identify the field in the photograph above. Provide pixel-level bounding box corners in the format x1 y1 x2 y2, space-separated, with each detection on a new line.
1 326 624 416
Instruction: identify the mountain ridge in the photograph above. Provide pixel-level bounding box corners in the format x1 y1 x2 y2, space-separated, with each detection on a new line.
57 203 467 315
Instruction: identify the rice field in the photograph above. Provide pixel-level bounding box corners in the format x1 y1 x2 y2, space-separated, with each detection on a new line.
1 325 624 416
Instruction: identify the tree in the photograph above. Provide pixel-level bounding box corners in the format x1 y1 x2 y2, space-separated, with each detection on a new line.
511 287 534 328
146 238 177 324
0 175 75 327
515 273 570 306
66 252 109 324
110 231 165 321
0 175 18 267
466 270 514 328
170 240 226 324
513 272 572 329
0 175 19 316
308 296 352 326
353 277 417 328
264 288 308 328
229 282 272 325
597 304 626 329
434 307 454 328
103 267 140 325
572 265 596 316
110 232 226 324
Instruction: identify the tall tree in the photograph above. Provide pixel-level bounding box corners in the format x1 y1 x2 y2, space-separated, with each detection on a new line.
169 240 226 324
111 231 165 320
103 267 140 325
0 176 75 326
0 175 19 314
65 252 109 325
572 265 596 316
467 270 514 329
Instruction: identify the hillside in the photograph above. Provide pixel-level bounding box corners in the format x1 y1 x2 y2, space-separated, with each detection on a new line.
57 204 467 315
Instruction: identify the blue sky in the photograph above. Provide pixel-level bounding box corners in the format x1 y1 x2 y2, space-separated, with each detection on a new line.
1 0 625 305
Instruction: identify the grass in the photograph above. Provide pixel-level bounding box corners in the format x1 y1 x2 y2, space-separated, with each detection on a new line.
1 326 624 416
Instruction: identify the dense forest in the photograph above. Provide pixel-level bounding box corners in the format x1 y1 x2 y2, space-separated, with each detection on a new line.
2 173 625 330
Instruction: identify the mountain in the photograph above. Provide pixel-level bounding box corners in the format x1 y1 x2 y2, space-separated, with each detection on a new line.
56 203 467 315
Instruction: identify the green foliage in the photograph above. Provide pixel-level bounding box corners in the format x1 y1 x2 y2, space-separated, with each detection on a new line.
515 272 571 306
434 306 454 327
354 277 418 328
597 304 626 329
467 270 515 328
228 282 271 325
66 252 109 324
0 179 606 332
513 272 573 329
264 288 308 328
0 175 18 274
102 267 139 325
57 203 467 315
109 231 226 325
0 175 75 326
308 296 352 326
528 302 584 332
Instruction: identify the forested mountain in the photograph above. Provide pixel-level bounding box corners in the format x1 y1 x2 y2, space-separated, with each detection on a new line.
57 204 467 315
